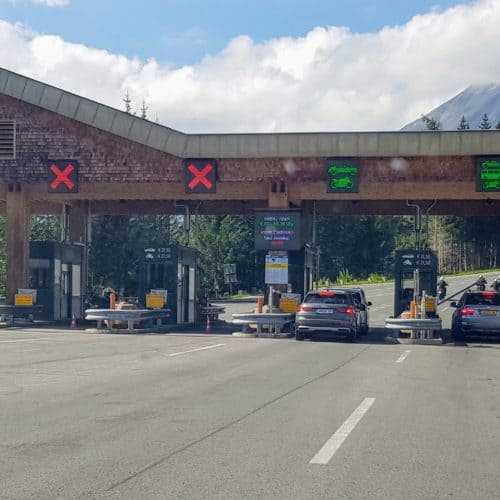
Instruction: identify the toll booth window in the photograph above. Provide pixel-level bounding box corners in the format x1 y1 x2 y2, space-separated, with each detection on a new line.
400 272 414 299
30 267 50 289
146 263 166 290
419 275 435 296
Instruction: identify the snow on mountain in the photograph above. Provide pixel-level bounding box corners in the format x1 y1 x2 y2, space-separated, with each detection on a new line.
401 84 500 131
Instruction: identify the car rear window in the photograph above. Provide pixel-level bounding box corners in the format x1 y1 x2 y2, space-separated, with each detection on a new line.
305 293 350 304
464 292 500 306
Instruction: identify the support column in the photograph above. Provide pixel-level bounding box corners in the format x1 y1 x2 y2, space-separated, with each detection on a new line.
6 187 30 304
68 201 89 296
268 180 289 209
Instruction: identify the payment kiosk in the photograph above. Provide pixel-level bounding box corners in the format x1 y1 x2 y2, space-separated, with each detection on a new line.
393 249 438 317
29 241 84 320
139 244 198 324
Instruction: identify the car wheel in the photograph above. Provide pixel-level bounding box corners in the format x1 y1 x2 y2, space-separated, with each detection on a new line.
295 329 305 341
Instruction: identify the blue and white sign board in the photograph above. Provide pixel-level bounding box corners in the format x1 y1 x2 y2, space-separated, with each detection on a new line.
265 252 288 285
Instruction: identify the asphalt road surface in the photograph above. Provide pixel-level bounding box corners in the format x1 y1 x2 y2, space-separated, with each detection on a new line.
1 273 499 499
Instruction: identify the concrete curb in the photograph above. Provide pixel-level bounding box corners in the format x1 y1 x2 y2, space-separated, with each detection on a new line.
232 331 258 338
231 331 293 339
406 338 443 345
256 333 293 339
85 327 171 335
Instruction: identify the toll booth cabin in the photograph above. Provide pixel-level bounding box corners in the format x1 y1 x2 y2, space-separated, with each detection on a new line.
139 244 197 324
287 245 316 298
393 249 438 317
29 241 84 320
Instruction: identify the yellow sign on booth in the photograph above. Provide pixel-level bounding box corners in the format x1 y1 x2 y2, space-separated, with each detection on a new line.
279 293 301 313
15 294 33 306
146 294 164 309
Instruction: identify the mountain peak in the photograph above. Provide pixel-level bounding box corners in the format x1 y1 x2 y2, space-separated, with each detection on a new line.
401 84 500 131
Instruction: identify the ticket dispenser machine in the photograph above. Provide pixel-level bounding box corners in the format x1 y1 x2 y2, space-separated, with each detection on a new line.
29 241 84 320
140 244 197 324
393 249 438 317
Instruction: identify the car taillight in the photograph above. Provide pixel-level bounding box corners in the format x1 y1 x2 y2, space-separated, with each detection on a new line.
337 307 355 315
299 305 312 312
460 308 475 316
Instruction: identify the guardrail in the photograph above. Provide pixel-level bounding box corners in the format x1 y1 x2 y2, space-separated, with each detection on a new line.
385 316 442 341
0 305 43 325
85 308 171 331
232 312 295 334
385 317 442 330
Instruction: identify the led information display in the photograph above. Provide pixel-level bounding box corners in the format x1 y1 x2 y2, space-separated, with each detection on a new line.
397 250 437 272
255 211 302 251
326 157 360 193
184 159 217 194
47 160 79 193
476 157 500 192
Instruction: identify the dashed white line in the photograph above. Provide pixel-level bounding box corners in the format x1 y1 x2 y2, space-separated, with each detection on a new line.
309 397 376 465
396 350 411 363
168 343 225 357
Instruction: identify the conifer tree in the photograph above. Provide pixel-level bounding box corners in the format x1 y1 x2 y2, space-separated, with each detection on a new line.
479 113 491 129
140 100 148 119
421 114 440 130
457 116 470 129
123 91 132 114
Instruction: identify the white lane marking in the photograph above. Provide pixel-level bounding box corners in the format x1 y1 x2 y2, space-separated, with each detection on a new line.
168 343 225 357
396 350 411 363
310 397 376 465
0 337 55 344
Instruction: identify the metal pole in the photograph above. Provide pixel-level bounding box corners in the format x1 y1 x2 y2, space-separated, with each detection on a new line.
406 201 421 250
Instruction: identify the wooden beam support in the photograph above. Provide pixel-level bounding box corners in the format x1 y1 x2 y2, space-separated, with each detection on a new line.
5 188 30 304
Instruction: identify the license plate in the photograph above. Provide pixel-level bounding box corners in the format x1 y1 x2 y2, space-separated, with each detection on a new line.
316 309 333 314
480 310 497 316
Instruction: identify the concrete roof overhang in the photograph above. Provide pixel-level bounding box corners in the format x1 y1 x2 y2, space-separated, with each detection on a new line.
2 66 500 160
1 67 500 217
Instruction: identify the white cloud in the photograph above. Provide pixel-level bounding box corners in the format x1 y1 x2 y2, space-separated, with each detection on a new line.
8 0 69 6
32 0 69 6
1 0 500 132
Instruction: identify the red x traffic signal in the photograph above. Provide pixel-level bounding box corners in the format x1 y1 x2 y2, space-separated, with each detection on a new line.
184 159 217 194
47 160 79 193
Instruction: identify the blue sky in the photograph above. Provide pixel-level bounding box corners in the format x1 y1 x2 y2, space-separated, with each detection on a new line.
0 0 497 132
0 0 475 66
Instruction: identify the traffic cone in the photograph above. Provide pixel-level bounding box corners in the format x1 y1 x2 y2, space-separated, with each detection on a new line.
71 314 77 329
205 314 211 333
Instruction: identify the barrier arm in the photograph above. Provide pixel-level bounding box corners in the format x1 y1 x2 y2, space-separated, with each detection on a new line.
437 278 489 305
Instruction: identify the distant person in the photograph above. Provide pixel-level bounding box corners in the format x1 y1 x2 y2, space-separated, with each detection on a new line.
491 276 500 292
436 277 448 300
476 275 487 291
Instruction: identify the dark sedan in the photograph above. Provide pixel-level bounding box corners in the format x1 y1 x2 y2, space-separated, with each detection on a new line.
451 291 500 340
